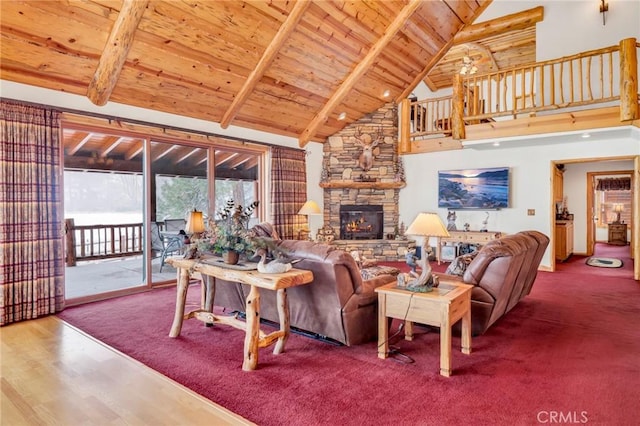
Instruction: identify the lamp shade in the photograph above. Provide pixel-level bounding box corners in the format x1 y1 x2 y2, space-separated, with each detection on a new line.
613 203 624 213
298 200 321 215
185 209 205 234
405 212 450 238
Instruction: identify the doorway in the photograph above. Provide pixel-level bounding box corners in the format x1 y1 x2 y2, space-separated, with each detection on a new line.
551 156 638 280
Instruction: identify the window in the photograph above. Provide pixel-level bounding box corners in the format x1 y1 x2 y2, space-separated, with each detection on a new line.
596 190 632 228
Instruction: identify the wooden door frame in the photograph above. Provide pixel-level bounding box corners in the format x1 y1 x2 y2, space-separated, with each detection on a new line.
586 170 633 255
551 156 638 280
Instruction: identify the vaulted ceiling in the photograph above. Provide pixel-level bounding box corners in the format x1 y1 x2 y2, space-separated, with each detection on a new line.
1 1 540 147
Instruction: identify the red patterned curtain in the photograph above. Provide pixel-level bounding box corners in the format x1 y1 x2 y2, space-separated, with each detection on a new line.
596 177 631 191
270 146 307 239
0 100 65 325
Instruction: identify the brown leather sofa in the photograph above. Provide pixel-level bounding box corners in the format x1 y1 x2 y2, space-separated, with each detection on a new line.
212 240 397 345
445 230 549 336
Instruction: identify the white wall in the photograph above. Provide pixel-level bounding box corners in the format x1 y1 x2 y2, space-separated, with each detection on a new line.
400 135 639 269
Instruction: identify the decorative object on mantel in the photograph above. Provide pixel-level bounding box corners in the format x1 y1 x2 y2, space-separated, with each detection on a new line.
315 224 336 243
446 211 457 231
394 157 406 183
193 199 259 264
353 126 382 172
400 212 450 292
480 212 489 232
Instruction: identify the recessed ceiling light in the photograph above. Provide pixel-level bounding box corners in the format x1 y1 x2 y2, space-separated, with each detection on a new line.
382 89 391 98
582 133 591 138
338 112 347 121
493 142 500 147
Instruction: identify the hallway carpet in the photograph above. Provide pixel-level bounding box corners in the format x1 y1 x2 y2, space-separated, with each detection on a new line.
59 245 640 425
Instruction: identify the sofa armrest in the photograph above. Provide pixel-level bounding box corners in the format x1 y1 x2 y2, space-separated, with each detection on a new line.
358 274 397 295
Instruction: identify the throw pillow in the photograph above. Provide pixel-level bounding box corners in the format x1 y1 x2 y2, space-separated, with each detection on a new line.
444 251 479 276
360 265 401 280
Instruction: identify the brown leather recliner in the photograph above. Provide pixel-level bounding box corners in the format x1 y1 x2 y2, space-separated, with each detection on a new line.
445 230 549 336
212 240 397 346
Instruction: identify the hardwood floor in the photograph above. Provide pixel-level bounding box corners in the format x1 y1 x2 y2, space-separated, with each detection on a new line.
1 316 252 425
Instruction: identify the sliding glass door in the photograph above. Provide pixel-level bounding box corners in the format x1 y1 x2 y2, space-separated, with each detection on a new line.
63 128 145 301
63 123 266 300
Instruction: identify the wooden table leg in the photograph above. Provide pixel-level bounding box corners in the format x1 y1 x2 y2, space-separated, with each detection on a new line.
461 298 472 355
169 267 190 338
273 288 289 355
199 273 215 327
242 285 260 371
377 293 388 359
440 309 452 377
404 321 414 341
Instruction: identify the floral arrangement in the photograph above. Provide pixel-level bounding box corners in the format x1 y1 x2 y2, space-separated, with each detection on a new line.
195 200 259 255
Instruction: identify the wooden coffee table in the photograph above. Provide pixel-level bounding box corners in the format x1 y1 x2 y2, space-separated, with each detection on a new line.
375 279 473 377
167 256 313 371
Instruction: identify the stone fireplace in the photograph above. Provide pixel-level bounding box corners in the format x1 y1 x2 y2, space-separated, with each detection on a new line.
319 103 414 261
340 205 383 240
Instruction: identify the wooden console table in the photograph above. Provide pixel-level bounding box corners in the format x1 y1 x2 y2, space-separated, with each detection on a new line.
437 231 502 264
166 256 313 371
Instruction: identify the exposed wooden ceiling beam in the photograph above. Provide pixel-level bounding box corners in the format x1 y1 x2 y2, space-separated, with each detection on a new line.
86 0 149 106
463 42 498 72
400 0 492 100
125 142 143 161
220 0 311 129
423 75 438 93
298 0 423 147
67 132 94 155
176 147 201 164
101 136 126 157
452 6 544 45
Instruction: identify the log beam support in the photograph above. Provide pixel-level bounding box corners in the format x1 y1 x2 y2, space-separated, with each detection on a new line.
87 0 149 106
620 38 638 122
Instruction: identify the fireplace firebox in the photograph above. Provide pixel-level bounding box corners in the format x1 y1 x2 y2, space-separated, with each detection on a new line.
340 205 383 240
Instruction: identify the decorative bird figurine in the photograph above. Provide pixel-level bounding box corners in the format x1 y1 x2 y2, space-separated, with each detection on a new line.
256 248 293 274
405 249 419 273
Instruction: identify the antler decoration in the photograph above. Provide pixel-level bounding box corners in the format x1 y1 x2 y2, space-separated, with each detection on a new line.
354 126 382 171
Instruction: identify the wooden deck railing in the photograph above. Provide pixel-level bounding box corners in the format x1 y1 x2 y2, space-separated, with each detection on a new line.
400 37 638 151
65 219 143 266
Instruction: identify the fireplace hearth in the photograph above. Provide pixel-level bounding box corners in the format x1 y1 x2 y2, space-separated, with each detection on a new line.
340 205 383 240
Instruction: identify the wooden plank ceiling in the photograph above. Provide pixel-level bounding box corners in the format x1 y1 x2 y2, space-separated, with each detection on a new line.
1 1 538 146
0 0 491 145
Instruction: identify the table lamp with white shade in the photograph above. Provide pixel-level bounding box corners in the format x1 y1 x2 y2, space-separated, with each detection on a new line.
298 200 322 240
185 209 205 238
613 203 624 224
404 212 450 292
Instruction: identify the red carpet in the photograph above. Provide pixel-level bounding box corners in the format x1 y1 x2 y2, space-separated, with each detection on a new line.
59 245 640 425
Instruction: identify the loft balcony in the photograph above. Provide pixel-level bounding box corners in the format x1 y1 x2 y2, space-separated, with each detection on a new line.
399 38 640 154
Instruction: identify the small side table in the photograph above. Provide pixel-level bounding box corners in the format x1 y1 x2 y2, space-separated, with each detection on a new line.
376 279 473 377
608 223 627 245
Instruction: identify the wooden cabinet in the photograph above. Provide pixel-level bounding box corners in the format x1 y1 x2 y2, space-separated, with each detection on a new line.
555 221 573 262
608 223 628 245
437 231 502 263
553 166 564 203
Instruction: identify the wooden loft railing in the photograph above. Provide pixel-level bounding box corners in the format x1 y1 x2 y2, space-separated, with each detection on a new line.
399 38 639 154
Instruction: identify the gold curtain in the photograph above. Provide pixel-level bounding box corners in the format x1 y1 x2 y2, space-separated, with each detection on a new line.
0 100 64 325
